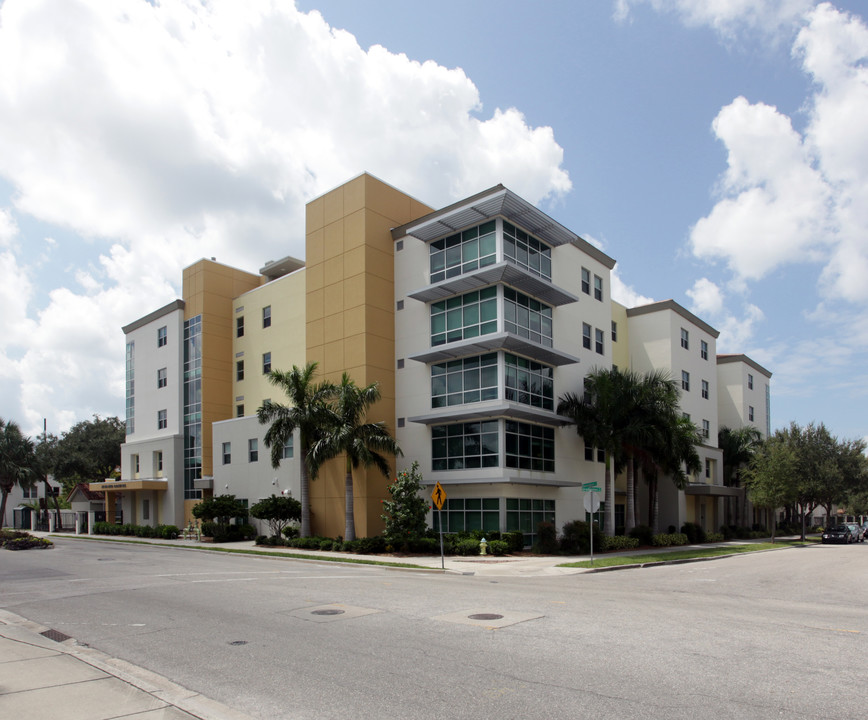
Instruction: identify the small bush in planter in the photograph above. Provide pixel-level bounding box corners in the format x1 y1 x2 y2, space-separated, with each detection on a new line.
628 524 654 547
455 538 480 556
488 540 508 556
533 521 559 554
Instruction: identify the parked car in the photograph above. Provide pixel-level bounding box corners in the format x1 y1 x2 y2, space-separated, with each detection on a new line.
822 525 855 544
845 523 864 542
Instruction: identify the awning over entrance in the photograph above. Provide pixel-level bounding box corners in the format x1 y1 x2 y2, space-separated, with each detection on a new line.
88 480 169 492
685 484 741 497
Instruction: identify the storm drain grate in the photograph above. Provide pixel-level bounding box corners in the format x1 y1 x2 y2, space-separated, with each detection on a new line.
468 614 503 621
41 629 72 643
228 640 248 646
311 609 345 616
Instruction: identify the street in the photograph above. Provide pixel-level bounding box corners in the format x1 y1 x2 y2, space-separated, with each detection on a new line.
2 538 866 719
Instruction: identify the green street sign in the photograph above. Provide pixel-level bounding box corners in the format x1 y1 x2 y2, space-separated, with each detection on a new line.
582 482 601 492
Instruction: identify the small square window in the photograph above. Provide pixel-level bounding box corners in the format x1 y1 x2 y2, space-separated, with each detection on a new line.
236 404 244 418
681 371 690 392
236 360 244 381
222 442 231 465
263 305 271 329
236 316 244 338
248 438 259 463
157 326 167 347
584 445 594 461
262 352 271 374
157 409 167 430
397 417 406 428
157 367 167 388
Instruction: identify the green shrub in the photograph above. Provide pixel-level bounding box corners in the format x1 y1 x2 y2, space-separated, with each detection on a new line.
504 531 526 553
381 461 429 550
237 523 257 540
601 535 640 551
705 532 724 543
354 535 386 554
409 537 440 554
487 540 508 556
4 536 53 551
680 522 706 544
559 520 603 555
0 529 29 546
158 525 180 539
651 532 689 547
629 524 654 546
282 525 299 539
533 521 559 554
455 538 480 556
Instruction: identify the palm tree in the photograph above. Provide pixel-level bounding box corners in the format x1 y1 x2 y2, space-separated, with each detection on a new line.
558 369 627 536
718 425 763 527
0 419 37 528
309 374 402 541
257 363 336 538
645 413 702 533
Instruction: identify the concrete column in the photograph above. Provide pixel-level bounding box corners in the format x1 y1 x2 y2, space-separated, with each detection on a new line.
48 514 56 532
88 511 95 535
75 512 82 535
30 510 37 531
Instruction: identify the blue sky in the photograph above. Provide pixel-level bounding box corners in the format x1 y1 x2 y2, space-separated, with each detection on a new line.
0 0 865 447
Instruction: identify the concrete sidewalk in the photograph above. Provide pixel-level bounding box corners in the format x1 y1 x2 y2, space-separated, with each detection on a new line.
0 608 256 720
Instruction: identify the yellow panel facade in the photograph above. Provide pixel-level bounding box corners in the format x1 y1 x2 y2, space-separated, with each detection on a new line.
305 173 431 538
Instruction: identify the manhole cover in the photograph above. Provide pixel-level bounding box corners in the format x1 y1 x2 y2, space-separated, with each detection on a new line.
468 613 503 621
228 640 248 646
311 609 345 616
41 629 71 642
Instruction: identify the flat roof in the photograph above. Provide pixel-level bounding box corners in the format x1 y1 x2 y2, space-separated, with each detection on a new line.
717 354 772 378
626 299 719 338
122 299 185 335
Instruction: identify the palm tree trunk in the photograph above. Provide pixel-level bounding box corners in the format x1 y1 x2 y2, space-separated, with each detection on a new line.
300 449 311 538
650 477 659 534
344 465 356 542
604 455 614 537
0 488 10 528
43 478 62 530
625 457 635 534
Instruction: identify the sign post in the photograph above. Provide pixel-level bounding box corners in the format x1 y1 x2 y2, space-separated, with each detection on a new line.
431 481 447 570
582 483 601 566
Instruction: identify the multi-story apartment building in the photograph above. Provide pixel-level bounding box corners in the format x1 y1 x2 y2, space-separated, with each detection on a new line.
98 174 771 541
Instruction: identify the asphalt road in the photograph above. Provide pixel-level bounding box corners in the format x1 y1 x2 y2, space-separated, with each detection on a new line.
2 538 866 719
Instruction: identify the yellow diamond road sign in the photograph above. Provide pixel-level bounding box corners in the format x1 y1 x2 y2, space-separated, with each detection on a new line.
431 482 447 510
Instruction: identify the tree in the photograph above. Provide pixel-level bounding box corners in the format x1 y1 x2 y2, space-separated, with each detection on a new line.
310 373 402 541
743 433 798 541
52 416 124 493
34 433 64 528
249 494 301 538
381 461 429 548
191 494 248 535
718 425 763 526
0 419 37 528
257 363 336 538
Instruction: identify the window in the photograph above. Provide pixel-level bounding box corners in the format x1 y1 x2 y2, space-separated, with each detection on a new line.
429 220 497 283
503 221 552 280
282 437 294 459
183 315 203 500
157 409 167 430
701 340 708 360
22 484 35 499
701 379 709 399
705 458 711 479
611 321 618 342
680 328 689 349
248 438 258 463
748 406 755 422
681 370 690 391
222 442 231 464
157 326 167 347
582 323 591 350
505 354 554 410
432 421 499 470
236 404 244 418
702 419 710 438
433 497 501 534
748 373 754 389
155 451 163 473
263 305 271 328
503 288 553 347
432 354 498 408
431 287 497 346
157 367 167 389
132 454 140 474
236 360 244 381
125 341 135 435
593 274 603 301
682 412 691 421
584 445 594 461
142 499 150 521
595 328 604 355
236 316 244 338
505 421 555 472
262 352 271 374
597 448 605 463
581 267 590 295
396 300 404 311
505 498 556 548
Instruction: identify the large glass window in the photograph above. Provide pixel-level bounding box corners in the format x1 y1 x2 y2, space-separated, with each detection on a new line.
506 498 555 547
125 341 135 435
432 421 499 470
431 353 498 407
429 220 496 283
183 315 202 500
505 421 555 472
432 497 500 533
503 287 552 347
503 221 551 280
430 287 497 346
504 354 554 410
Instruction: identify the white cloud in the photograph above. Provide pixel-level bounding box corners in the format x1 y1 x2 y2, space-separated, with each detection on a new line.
610 266 655 308
686 277 724 316
689 4 868 304
0 0 572 435
614 0 814 39
0 209 17 248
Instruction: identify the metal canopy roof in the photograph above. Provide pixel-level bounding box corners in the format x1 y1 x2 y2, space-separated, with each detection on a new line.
408 401 571 427
408 332 580 367
407 261 579 307
392 185 616 270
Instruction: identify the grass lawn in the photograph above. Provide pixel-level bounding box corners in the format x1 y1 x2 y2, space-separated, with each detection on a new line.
558 540 815 569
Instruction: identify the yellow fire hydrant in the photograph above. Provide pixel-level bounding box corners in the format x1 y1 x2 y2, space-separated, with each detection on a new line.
479 537 488 555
